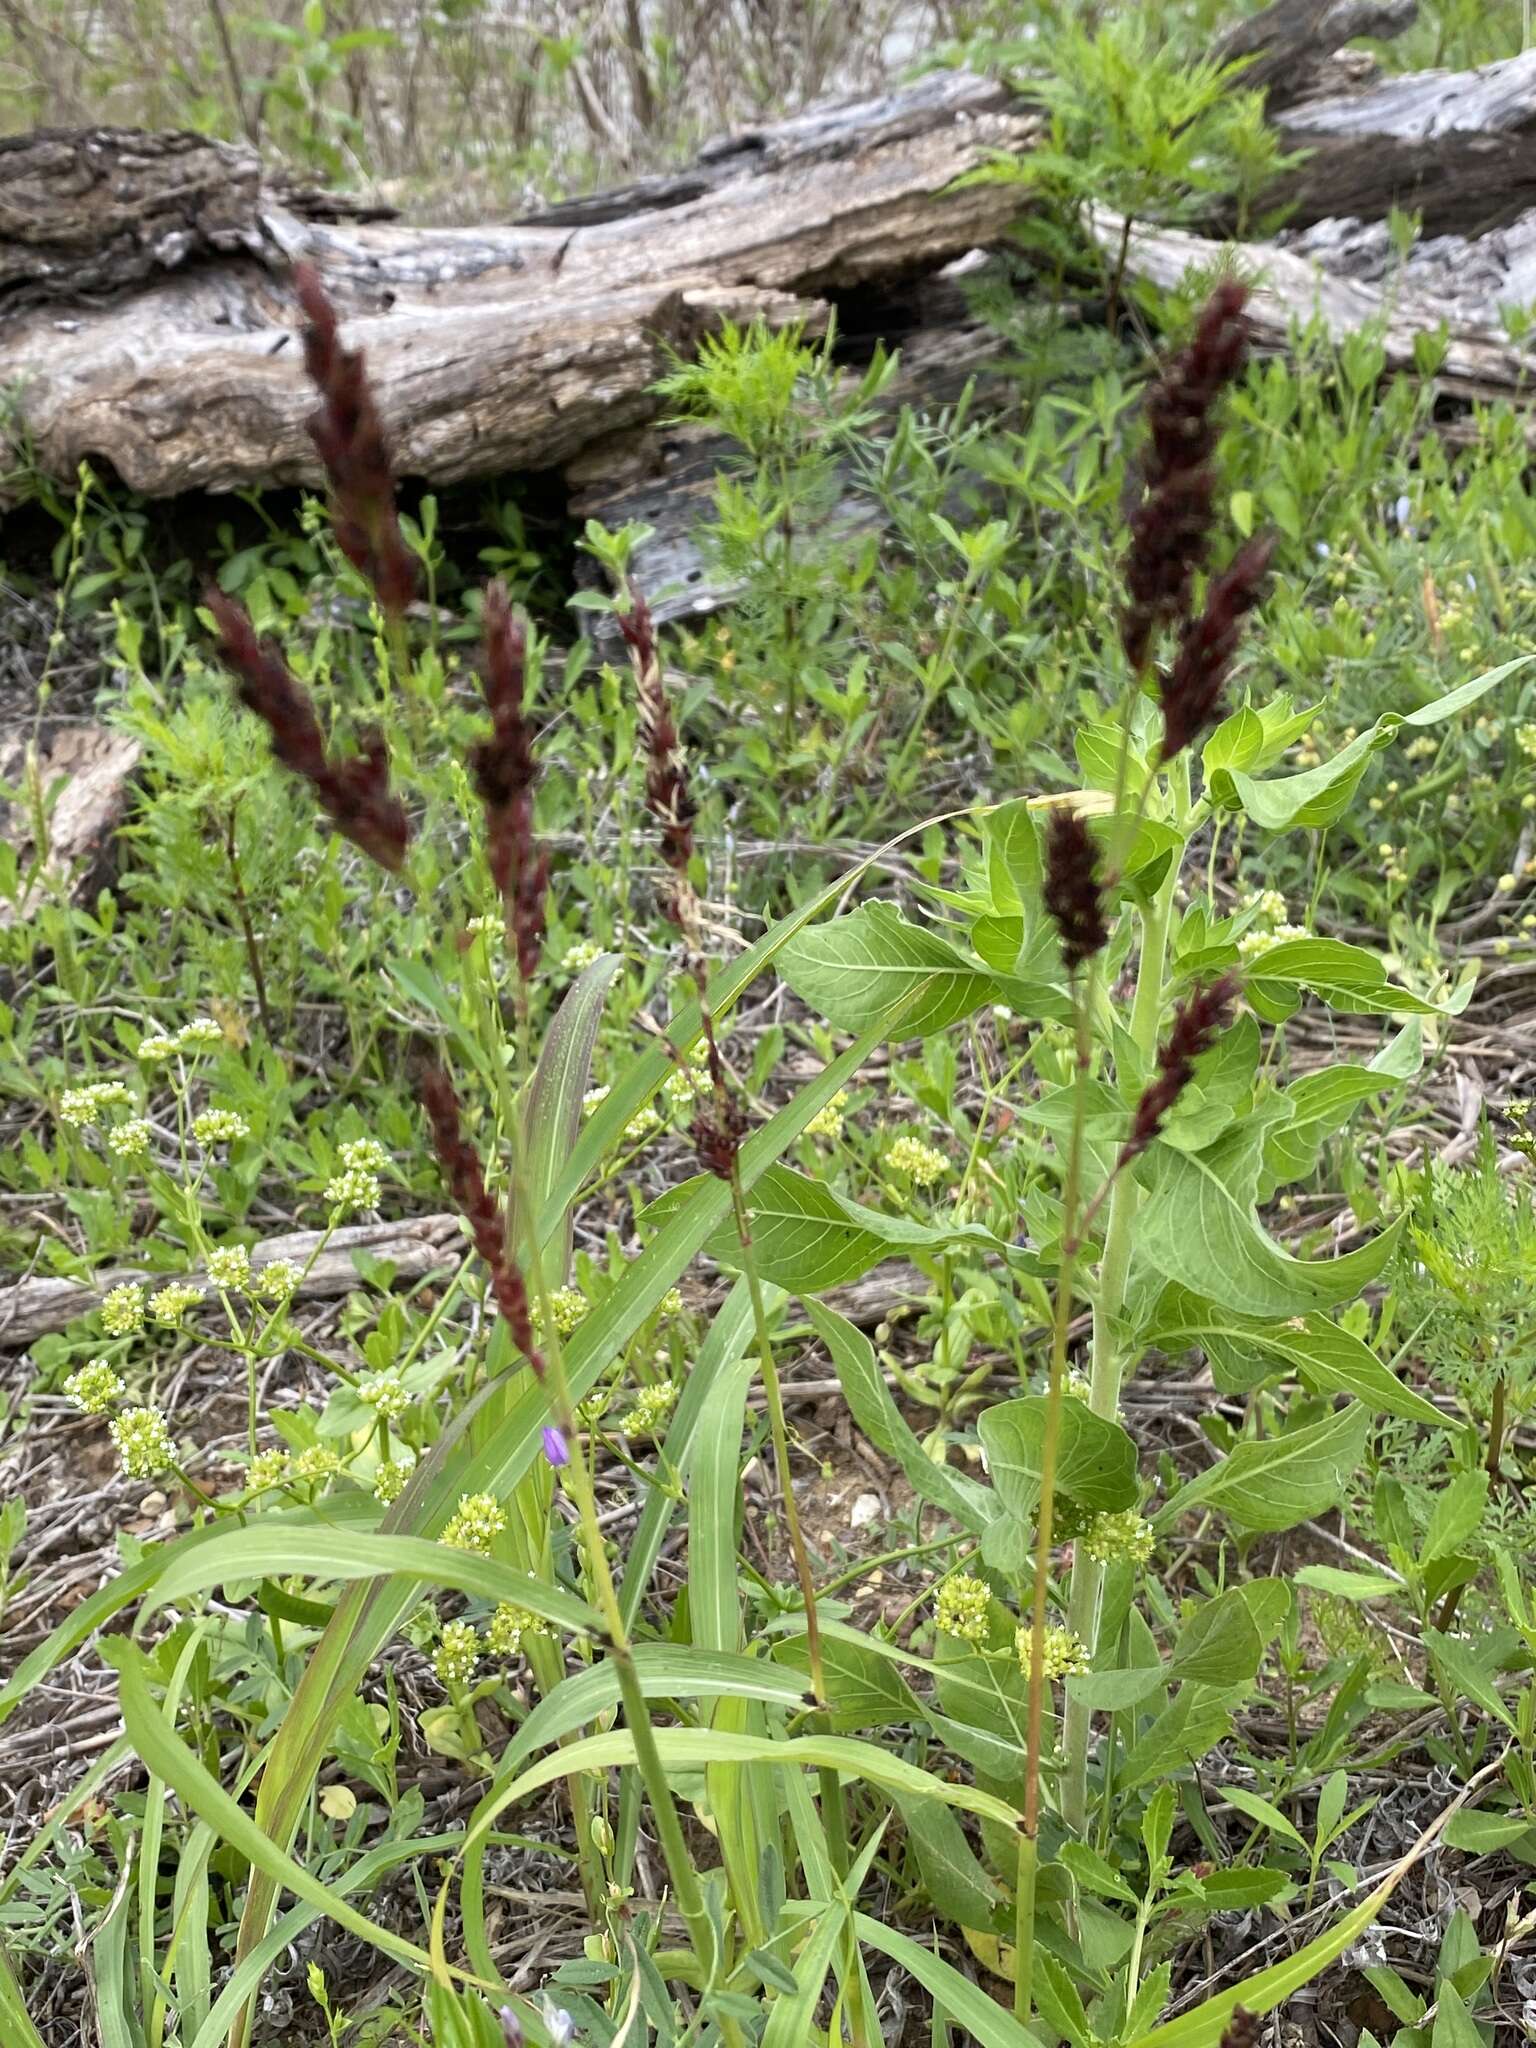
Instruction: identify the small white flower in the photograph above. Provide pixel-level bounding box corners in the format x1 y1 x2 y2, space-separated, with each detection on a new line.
100 1282 145 1336
106 1119 152 1159
136 1032 179 1062
150 1281 205 1326
110 1405 175 1478
177 1018 225 1050
206 1244 252 1292
325 1166 380 1215
255 1259 300 1300
561 939 602 974
192 1109 249 1146
357 1369 410 1420
64 1358 124 1414
339 1136 389 1174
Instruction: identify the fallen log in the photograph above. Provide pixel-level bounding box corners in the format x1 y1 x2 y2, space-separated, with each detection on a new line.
0 72 1039 502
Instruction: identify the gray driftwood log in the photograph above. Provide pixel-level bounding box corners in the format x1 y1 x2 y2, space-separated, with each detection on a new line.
0 73 1038 503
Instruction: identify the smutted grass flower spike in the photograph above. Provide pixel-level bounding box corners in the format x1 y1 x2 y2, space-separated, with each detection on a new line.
208 588 411 872
292 261 416 618
475 580 549 982
1121 279 1251 673
1042 803 1108 972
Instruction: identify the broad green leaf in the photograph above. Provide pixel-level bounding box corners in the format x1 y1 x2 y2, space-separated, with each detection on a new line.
983 799 1042 917
1294 1565 1402 1603
1158 1404 1370 1533
1119 1686 1237 1790
1169 1588 1265 1687
978 1396 1139 1516
691 1348 755 1654
1431 1982 1485 2048
1264 1047 1419 1184
778 901 997 1039
1220 659 1532 832
774 1631 923 1734
1138 1123 1403 1319
1064 1665 1165 1711
1443 1811 1536 1853
1424 1628 1517 1732
893 1795 1006 1932
0 1942 50 2048
805 1304 993 1532
461 1728 1023 1874
655 1163 1035 1294
1155 1307 1442 1427
1420 1471 1489 1566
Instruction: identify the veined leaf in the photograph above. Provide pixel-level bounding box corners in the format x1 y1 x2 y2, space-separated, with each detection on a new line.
1157 1404 1369 1533
1152 1305 1442 1426
1137 1122 1402 1319
854 1916 1042 2047
778 900 997 1038
515 951 620 1270
978 1395 1139 1516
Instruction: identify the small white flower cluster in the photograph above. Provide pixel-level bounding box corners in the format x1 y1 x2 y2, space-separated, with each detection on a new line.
373 1450 416 1503
110 1405 175 1479
805 1090 849 1141
64 1358 124 1414
207 1244 252 1293
192 1109 250 1146
561 939 602 974
1518 722 1536 761
58 1081 131 1128
100 1282 146 1335
106 1119 153 1159
256 1259 301 1301
1015 1624 1090 1680
151 1281 206 1326
357 1368 410 1420
934 1573 991 1646
325 1165 380 1215
137 1017 225 1061
433 1619 480 1688
535 1286 586 1338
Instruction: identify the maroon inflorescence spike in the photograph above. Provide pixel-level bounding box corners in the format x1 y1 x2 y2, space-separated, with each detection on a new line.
208 587 411 871
617 585 697 903
1121 281 1251 674
420 1065 543 1371
474 580 549 981
1120 974 1239 1165
1042 805 1108 973
1157 536 1275 763
293 262 416 619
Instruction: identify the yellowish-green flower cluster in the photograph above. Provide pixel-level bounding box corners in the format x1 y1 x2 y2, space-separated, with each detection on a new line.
192 1109 250 1146
486 1602 551 1659
1079 1508 1155 1566
934 1572 992 1646
294 1446 341 1480
1236 922 1308 961
247 1448 292 1491
541 1287 589 1337
440 1492 506 1553
663 1051 709 1109
107 1119 152 1159
59 1081 131 1127
357 1369 410 1420
1015 1624 1090 1680
561 939 602 974
373 1452 415 1504
583 1085 610 1114
340 1136 390 1175
623 1382 678 1436
433 1619 481 1688
805 1091 849 1141
207 1244 253 1293
257 1259 300 1300
100 1282 146 1336
887 1135 949 1187
1518 723 1536 760
624 1103 660 1144
110 1405 174 1479
658 1287 684 1319
64 1358 124 1414
150 1281 205 1326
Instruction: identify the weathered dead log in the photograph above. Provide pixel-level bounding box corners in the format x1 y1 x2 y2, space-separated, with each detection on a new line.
1101 205 1536 407
0 1214 463 1349
0 72 1039 502
1213 0 1417 110
0 724 142 927
1271 48 1536 237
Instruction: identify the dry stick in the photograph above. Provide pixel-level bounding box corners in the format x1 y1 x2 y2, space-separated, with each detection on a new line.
222 809 275 1043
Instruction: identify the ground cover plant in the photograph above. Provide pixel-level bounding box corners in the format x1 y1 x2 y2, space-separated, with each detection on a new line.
10 8 1536 2046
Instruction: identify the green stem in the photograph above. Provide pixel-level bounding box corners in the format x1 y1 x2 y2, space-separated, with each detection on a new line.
1060 770 1183 1838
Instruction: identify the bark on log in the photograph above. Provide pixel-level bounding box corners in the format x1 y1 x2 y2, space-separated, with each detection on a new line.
0 72 1039 502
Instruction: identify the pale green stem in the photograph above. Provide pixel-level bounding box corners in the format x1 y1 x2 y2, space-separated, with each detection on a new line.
1060 756 1188 1837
